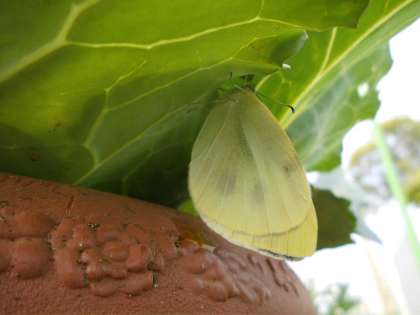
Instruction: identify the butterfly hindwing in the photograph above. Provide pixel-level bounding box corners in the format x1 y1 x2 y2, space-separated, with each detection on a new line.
189 88 318 259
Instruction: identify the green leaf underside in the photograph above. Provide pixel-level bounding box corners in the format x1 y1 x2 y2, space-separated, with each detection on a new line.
312 188 356 249
0 0 368 205
259 0 420 171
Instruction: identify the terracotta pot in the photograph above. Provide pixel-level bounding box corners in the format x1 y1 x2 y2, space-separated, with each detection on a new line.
0 173 317 315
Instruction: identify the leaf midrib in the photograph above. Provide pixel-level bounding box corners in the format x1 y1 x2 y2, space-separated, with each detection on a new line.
280 0 414 128
0 0 304 84
0 0 100 83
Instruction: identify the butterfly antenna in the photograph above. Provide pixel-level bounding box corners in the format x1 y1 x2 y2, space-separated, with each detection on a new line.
256 91 295 113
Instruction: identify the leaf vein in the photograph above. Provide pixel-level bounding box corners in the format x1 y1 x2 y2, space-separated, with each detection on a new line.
281 0 414 127
0 0 100 83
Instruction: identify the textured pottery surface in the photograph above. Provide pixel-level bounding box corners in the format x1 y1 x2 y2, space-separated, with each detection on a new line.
0 173 317 315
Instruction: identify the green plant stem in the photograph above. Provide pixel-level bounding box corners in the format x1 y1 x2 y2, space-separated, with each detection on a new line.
373 121 420 268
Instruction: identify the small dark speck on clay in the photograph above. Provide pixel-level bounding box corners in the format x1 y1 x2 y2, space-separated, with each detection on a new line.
0 200 10 208
87 222 100 231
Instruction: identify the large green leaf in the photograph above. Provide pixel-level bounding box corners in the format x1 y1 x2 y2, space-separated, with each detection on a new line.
0 0 367 206
259 0 420 171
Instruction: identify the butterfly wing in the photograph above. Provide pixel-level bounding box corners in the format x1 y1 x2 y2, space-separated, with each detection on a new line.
189 89 317 258
201 200 317 259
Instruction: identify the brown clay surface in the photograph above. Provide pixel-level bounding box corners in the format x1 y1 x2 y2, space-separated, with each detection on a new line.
0 173 317 315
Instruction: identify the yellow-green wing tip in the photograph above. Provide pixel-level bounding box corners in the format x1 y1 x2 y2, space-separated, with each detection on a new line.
200 211 317 260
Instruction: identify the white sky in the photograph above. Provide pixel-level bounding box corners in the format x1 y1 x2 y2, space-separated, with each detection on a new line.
291 19 420 315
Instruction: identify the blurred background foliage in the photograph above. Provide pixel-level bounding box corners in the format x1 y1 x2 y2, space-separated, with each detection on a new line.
350 118 420 208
